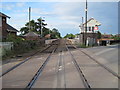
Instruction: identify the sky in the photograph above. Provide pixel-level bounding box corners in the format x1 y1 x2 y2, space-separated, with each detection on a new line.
0 1 119 37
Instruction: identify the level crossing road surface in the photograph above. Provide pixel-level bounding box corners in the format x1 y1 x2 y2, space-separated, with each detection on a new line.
1 39 119 89
81 44 119 74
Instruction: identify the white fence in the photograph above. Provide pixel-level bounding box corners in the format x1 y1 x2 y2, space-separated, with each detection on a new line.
45 39 57 45
68 39 80 44
0 42 13 56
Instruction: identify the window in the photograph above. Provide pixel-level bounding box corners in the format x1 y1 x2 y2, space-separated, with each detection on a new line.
92 27 94 31
89 27 91 31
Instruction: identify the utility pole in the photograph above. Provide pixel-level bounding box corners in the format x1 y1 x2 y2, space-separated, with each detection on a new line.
40 17 45 38
40 17 42 38
29 7 31 32
85 0 88 46
82 17 84 45
82 17 84 24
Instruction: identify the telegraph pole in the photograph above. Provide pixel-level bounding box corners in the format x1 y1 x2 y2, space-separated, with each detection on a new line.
82 17 84 45
85 0 88 46
82 17 84 24
29 7 31 32
40 17 42 38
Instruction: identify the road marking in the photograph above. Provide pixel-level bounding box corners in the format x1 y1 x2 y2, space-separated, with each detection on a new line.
36 57 43 59
94 48 115 56
67 62 71 65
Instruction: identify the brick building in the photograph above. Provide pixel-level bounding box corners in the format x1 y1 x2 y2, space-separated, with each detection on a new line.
101 34 113 39
0 12 18 40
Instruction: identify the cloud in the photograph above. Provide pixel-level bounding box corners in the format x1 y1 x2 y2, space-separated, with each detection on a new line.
2 2 118 36
1 2 26 11
16 2 25 7
31 8 55 16
1 0 119 2
2 4 15 10
53 3 84 21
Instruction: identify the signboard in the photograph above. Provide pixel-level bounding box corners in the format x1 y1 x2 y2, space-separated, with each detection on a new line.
94 27 98 30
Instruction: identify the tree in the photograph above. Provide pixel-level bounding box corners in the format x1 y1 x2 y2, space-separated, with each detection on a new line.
37 18 47 35
64 33 75 39
25 20 37 32
50 28 61 39
20 18 61 39
42 27 50 37
20 20 37 35
111 35 120 40
20 27 29 35
97 31 101 39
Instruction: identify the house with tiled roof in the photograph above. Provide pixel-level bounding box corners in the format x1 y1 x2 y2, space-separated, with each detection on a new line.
23 31 40 40
0 12 18 40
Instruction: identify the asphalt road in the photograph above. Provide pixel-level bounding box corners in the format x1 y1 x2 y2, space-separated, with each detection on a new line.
1 40 119 88
82 44 119 74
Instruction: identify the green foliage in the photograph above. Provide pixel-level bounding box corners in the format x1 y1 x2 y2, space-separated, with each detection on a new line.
111 35 120 40
6 35 24 43
42 27 50 37
20 27 29 35
50 28 61 39
64 33 75 39
77 43 88 48
3 35 41 59
20 18 61 39
97 31 102 39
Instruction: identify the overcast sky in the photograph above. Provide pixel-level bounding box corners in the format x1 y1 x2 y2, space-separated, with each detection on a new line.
1 1 118 36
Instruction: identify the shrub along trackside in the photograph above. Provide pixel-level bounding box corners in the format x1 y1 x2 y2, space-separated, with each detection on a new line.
2 35 44 60
76 43 89 48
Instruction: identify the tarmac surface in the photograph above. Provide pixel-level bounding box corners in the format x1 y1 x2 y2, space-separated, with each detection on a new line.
1 39 119 89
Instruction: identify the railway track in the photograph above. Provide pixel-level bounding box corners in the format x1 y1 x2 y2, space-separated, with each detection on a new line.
74 45 119 79
67 39 120 79
65 44 91 89
1 40 59 77
25 44 58 89
56 51 66 88
25 39 90 89
2 39 118 89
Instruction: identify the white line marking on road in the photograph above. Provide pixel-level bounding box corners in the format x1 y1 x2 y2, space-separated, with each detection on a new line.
36 57 43 59
67 63 71 65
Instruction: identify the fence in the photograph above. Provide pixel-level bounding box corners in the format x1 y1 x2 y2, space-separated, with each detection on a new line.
0 42 13 56
45 39 57 45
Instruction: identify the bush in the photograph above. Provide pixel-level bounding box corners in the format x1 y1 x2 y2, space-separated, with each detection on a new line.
77 43 88 48
3 35 41 59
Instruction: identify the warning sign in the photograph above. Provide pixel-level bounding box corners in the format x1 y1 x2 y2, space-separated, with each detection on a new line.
94 27 98 30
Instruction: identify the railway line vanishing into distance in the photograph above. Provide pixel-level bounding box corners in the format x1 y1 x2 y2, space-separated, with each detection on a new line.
2 39 119 89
